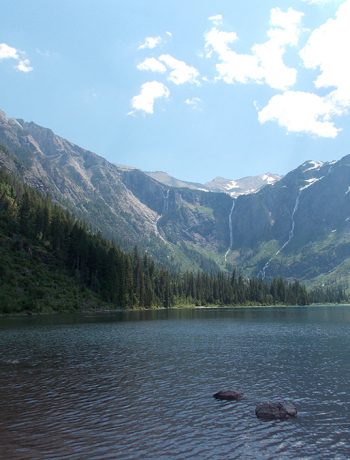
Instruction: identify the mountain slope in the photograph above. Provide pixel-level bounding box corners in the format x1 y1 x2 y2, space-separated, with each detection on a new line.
229 158 350 288
1 108 349 290
205 173 281 197
145 170 282 197
0 110 231 272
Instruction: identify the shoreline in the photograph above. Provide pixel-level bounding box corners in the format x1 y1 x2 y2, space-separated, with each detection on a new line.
1 303 350 318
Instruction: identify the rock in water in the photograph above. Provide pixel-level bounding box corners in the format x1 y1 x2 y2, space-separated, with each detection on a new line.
255 402 297 421
213 391 244 401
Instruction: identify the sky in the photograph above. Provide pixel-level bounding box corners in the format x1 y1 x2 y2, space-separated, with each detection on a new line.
1 0 350 183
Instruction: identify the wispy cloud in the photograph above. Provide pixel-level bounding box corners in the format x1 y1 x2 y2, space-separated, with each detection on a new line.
129 81 170 115
137 57 167 73
159 54 200 85
184 97 202 110
138 32 172 51
0 43 33 73
208 14 223 26
138 36 162 50
300 0 344 5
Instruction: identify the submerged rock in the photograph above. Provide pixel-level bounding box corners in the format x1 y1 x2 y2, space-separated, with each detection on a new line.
213 391 244 401
255 402 297 421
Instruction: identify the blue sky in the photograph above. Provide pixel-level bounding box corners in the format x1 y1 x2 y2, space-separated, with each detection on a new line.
1 0 349 182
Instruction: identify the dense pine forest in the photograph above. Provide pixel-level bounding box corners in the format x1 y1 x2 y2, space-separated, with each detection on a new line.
0 166 347 313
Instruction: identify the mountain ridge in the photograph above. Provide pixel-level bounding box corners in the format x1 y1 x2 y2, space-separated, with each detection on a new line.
0 108 349 290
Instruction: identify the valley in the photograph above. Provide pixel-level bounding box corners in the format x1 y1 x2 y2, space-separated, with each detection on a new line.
1 109 349 292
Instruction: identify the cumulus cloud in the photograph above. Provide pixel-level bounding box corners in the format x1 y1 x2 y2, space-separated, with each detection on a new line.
0 43 33 72
204 8 303 90
259 0 350 138
137 57 167 73
159 54 200 85
300 0 350 107
129 81 170 115
258 91 341 137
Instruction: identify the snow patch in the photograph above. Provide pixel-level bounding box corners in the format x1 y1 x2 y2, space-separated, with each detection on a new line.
224 180 239 190
261 174 278 184
303 160 323 172
300 177 324 191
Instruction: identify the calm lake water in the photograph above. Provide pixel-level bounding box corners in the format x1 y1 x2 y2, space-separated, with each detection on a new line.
1 306 350 459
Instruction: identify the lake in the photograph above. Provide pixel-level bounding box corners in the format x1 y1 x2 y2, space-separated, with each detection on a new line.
1 306 350 459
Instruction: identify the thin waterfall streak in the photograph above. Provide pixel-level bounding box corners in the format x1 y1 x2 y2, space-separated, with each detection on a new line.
155 189 170 244
163 189 170 214
260 189 302 279
225 199 235 262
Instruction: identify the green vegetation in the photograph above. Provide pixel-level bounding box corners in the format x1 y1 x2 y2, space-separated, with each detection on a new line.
0 168 347 313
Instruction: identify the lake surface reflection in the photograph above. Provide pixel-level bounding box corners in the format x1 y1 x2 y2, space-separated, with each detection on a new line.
1 306 350 459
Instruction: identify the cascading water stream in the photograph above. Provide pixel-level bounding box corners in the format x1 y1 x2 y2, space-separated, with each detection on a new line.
163 189 170 214
154 189 170 244
260 189 302 279
224 199 236 262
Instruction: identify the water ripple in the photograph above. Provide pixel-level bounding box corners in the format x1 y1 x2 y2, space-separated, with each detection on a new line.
1 307 350 459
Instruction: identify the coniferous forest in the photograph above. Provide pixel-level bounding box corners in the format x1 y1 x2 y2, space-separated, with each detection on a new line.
0 168 347 313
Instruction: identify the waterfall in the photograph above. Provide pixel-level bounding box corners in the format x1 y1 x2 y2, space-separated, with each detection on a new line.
154 189 170 244
260 189 302 279
163 189 170 214
224 199 236 262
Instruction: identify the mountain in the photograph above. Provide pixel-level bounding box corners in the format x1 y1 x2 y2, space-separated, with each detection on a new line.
205 173 281 197
145 171 208 192
0 110 232 272
0 108 349 291
145 170 282 197
4 167 333 314
229 158 350 289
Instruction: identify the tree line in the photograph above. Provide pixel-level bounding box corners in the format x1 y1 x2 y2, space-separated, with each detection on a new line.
0 168 347 312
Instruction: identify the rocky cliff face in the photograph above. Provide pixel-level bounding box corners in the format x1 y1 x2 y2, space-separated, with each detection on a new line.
0 110 231 271
229 158 350 285
1 109 350 287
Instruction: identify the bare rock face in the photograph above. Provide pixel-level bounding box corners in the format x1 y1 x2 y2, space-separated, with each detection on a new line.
213 391 244 401
255 402 297 421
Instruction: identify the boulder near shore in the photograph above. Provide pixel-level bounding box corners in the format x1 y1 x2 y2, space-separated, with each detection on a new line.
213 391 244 401
255 402 297 420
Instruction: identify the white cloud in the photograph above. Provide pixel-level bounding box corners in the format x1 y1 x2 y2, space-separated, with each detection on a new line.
204 8 303 90
0 43 18 59
138 32 172 51
130 81 170 115
184 97 202 110
258 0 349 138
138 36 162 50
208 14 223 26
0 43 33 72
159 54 200 85
137 57 167 73
16 58 33 73
300 0 350 108
258 91 341 138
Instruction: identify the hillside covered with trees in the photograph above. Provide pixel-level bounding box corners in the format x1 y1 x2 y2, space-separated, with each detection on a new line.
0 166 347 313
